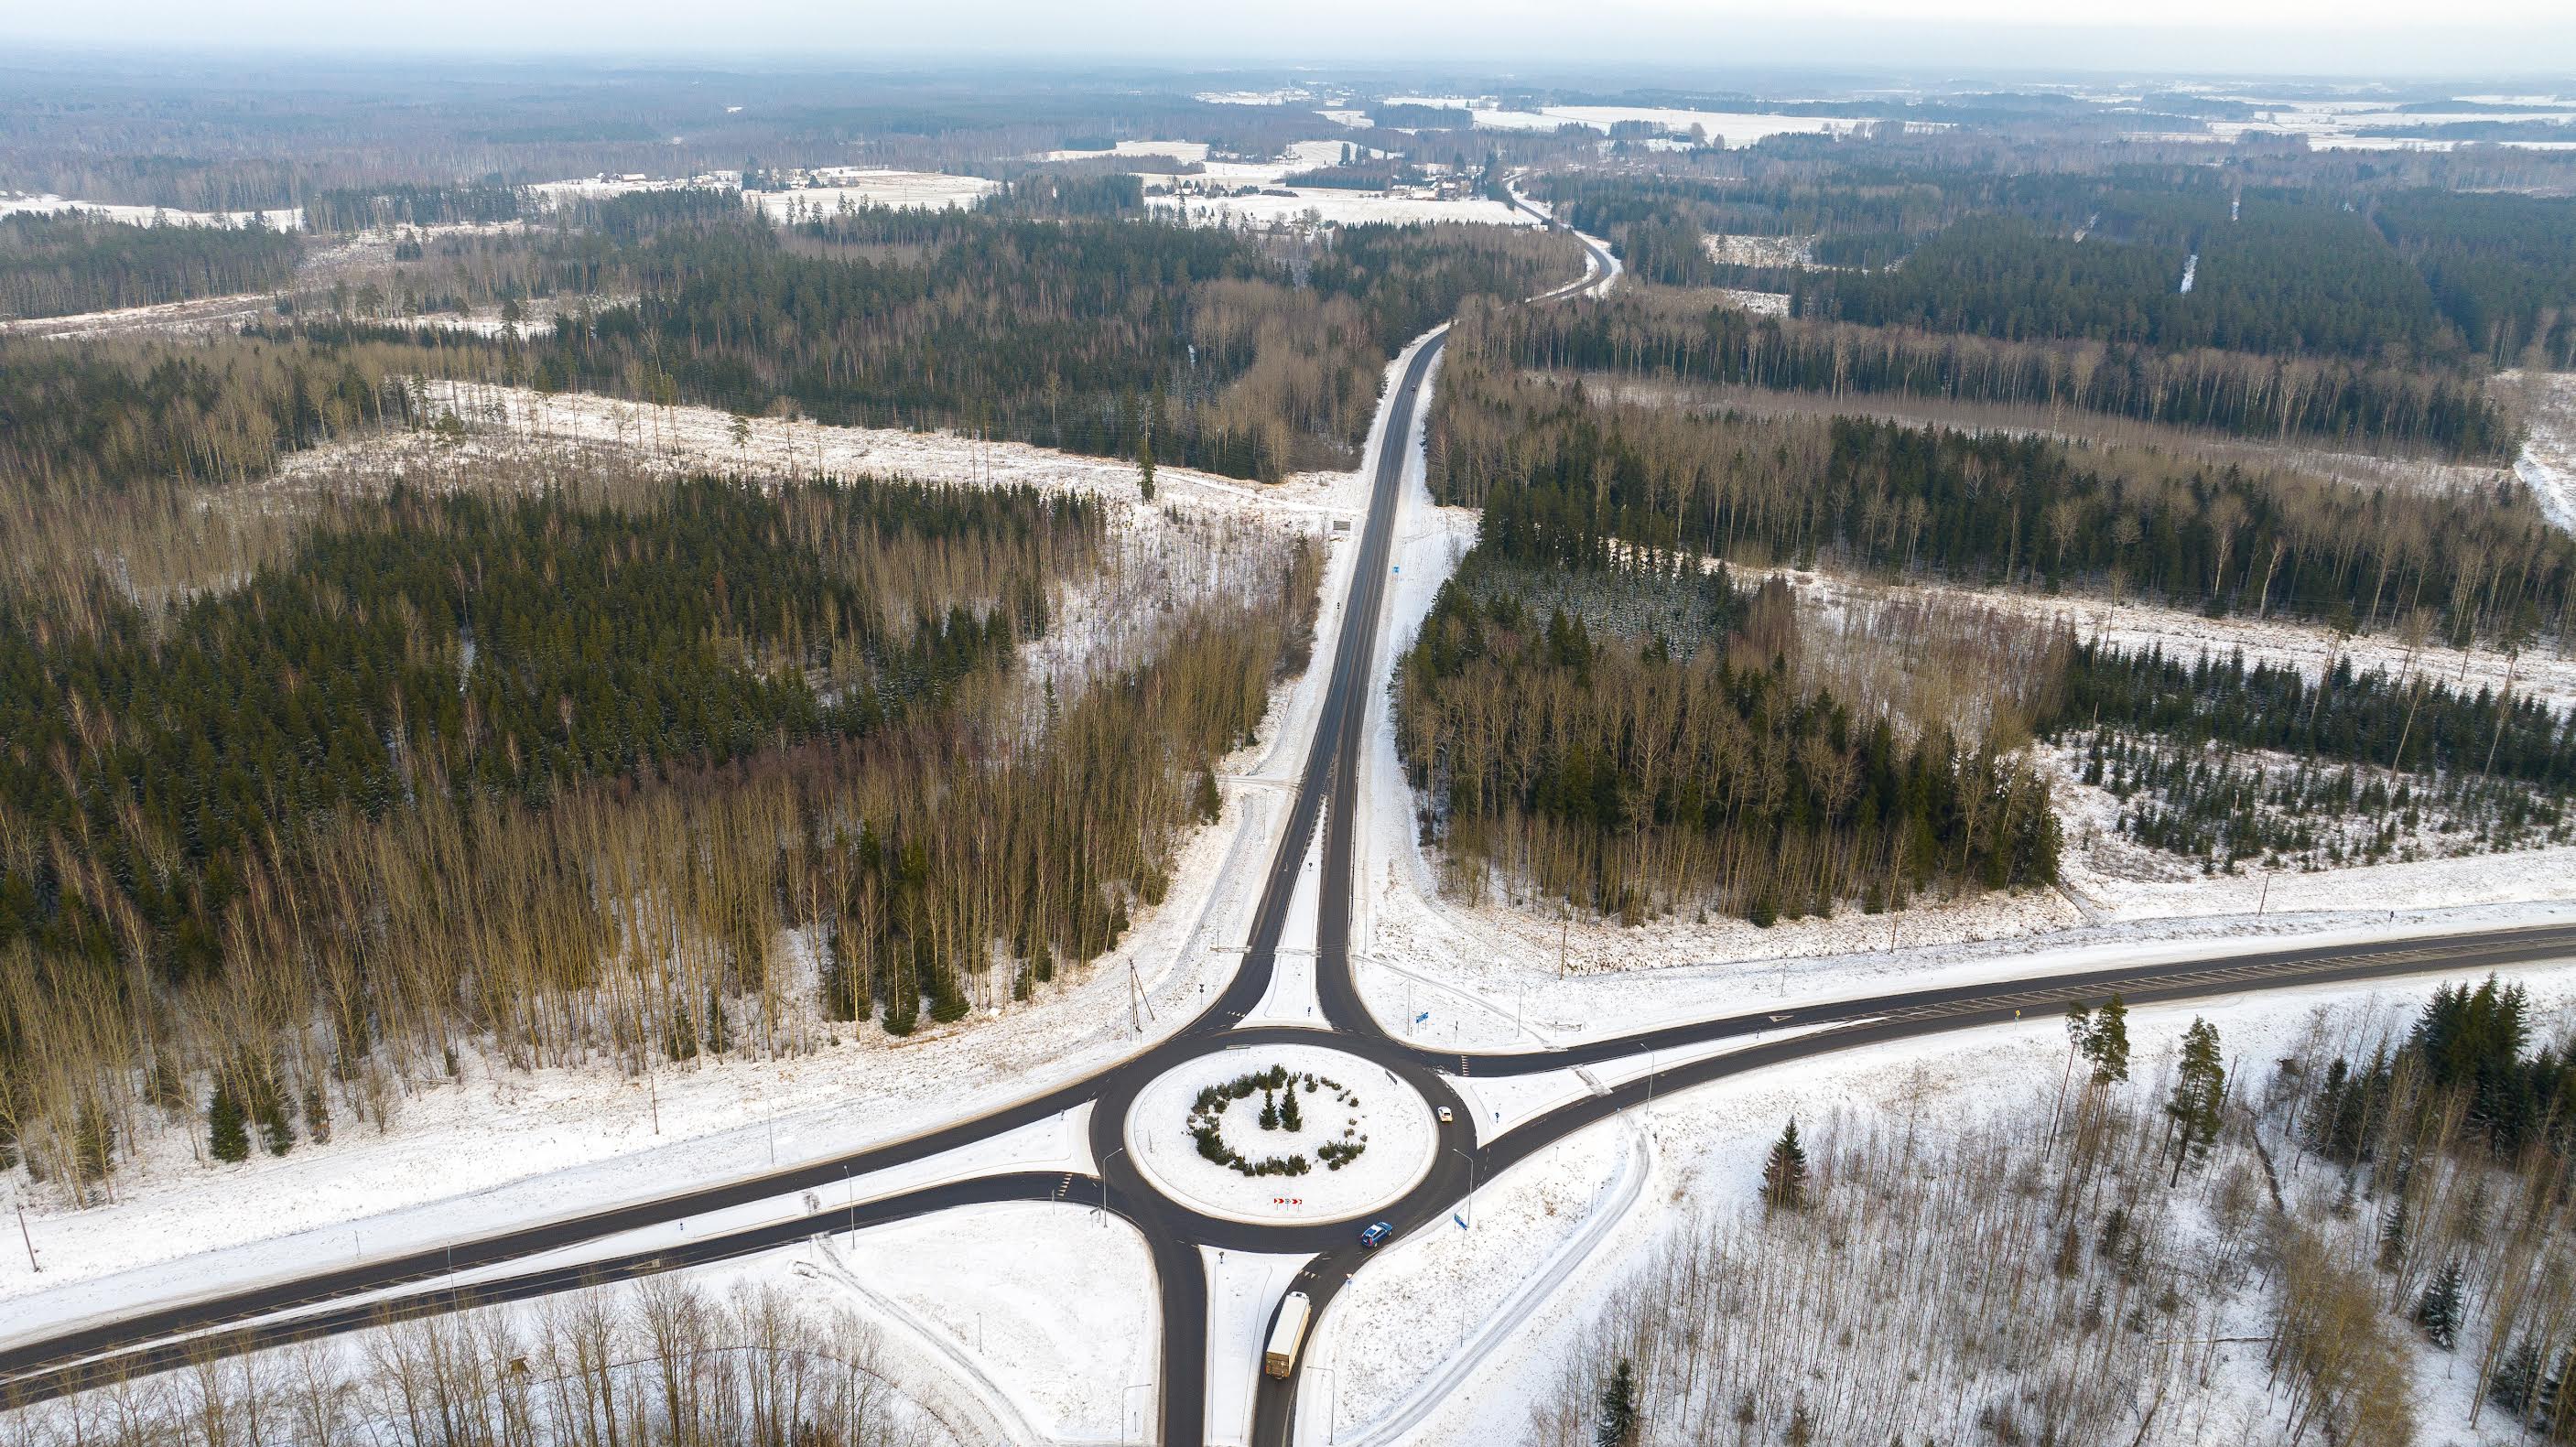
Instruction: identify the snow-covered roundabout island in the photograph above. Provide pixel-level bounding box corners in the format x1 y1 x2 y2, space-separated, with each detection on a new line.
1124 1043 1437 1224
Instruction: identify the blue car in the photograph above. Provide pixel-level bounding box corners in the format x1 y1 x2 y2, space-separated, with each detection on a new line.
1359 1221 1392 1248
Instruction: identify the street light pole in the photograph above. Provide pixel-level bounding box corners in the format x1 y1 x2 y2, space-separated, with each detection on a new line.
1452 1148 1476 1226
1100 1148 1127 1223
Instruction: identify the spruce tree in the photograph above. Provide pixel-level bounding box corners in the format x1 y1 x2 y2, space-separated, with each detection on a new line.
2087 994 2132 1084
1594 1358 1639 1447
1282 1088 1304 1132
2415 1258 2464 1349
1762 1119 1810 1213
704 988 732 1055
1261 1089 1279 1131
2494 1334 2545 1420
208 1083 249 1163
2378 1193 2409 1272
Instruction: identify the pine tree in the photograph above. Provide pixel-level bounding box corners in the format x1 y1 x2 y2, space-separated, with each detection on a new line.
1261 1089 1279 1131
208 1083 249 1163
1762 1119 1810 1213
2166 1017 2225 1184
1594 1358 1639 1447
1282 1088 1304 1132
2415 1258 2464 1349
2378 1193 2409 1272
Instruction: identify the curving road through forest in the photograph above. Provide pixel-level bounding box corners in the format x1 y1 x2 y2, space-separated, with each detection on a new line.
6 200 2575 1447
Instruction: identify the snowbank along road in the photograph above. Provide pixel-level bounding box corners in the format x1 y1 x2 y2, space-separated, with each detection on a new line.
5 197 2575 1447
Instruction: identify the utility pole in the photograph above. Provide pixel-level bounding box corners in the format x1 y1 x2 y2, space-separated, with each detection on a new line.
18 1204 38 1273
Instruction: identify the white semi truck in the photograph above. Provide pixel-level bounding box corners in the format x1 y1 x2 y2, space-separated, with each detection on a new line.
1263 1291 1313 1378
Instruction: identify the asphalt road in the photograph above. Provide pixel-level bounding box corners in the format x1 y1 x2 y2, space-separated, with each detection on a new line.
7 207 2573 1447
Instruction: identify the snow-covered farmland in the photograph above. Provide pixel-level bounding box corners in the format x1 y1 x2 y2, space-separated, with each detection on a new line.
744 170 995 217
1151 191 1535 229
0 191 301 230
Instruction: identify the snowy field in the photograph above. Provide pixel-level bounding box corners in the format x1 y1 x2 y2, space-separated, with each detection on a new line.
1149 191 1535 229
0 191 300 229
2186 94 2576 151
1124 1043 1435 1225
744 170 995 216
277 378 1349 524
1368 100 1891 148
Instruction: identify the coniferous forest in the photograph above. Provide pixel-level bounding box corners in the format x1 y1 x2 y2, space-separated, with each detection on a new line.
1427 334 2576 643
1395 554 2061 924
0 211 301 319
0 461 1323 1187
276 196 1580 481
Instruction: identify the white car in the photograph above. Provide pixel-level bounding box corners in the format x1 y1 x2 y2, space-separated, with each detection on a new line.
1436 1106 1454 1124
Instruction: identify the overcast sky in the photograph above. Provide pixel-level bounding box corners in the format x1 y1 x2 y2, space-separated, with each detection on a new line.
8 0 2574 77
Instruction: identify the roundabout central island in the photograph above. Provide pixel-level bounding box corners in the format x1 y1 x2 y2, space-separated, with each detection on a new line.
1122 1042 1439 1225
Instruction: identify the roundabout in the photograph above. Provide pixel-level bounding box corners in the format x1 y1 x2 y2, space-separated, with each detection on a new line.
1122 1042 1437 1224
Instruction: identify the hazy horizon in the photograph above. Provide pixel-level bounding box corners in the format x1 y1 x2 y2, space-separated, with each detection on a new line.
5 2 2574 81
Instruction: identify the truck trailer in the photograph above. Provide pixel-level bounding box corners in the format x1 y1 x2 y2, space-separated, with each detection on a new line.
1262 1291 1313 1378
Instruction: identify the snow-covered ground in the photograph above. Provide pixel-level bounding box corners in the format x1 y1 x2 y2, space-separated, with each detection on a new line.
820 1203 1157 1443
1302 1120 1640 1443
276 378 1349 524
2508 369 2576 535
1772 566 2576 714
744 170 995 217
1698 232 1824 268
1370 961 2576 1447
2180 94 2576 152
0 191 300 229
1124 1043 1434 1225
1427 103 1883 148
1589 370 2519 501
1150 191 1535 229
1711 286 1790 315
0 290 280 338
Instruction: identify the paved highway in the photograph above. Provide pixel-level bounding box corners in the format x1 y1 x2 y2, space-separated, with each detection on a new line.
6 202 2571 1447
